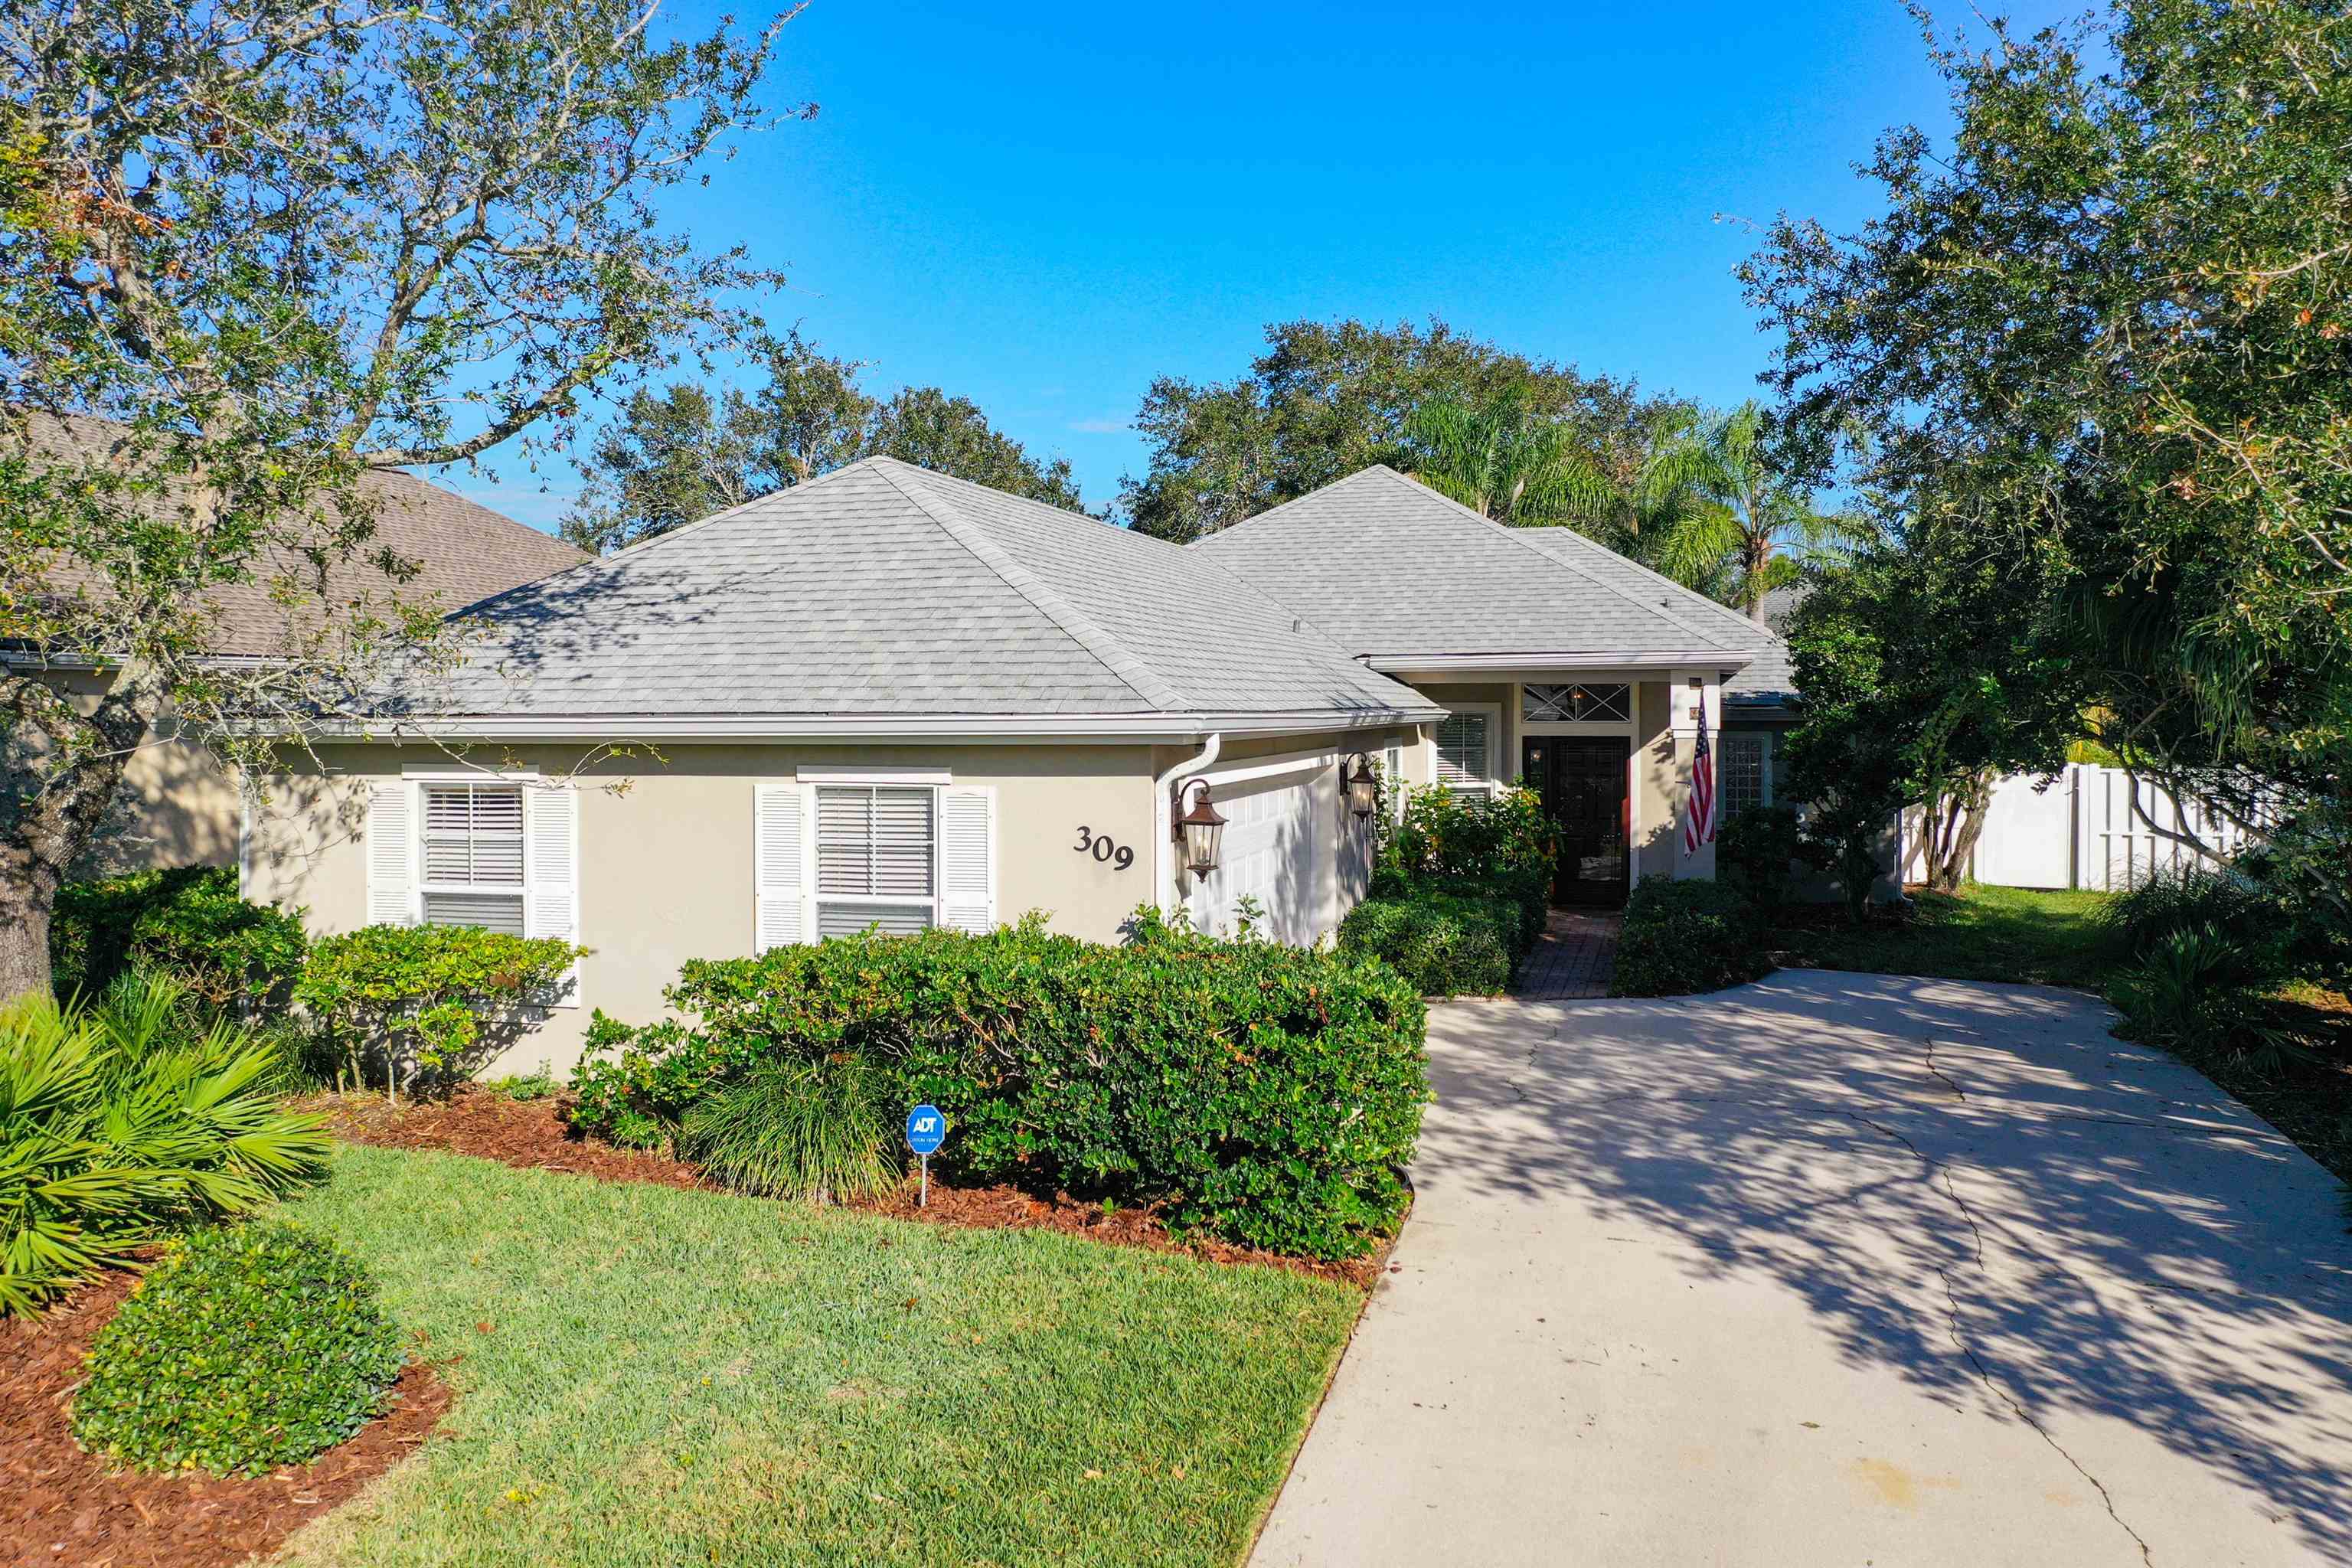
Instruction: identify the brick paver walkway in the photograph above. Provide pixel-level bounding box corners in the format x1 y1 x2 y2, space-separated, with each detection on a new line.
1513 908 1621 998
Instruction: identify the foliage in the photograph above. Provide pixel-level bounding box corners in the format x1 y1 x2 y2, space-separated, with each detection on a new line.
1383 781 1554 886
283 1143 1361 1566
677 1054 901 1204
2109 924 2308 1073
1610 876 1772 998
1121 317 1677 542
294 924 587 1094
50 867 306 1012
70 1221 404 1476
1716 804 1806 914
560 328 1086 550
570 916 1428 1259
1400 392 1621 528
0 974 328 1316
0 0 799 1000
1336 888 1516 997
1743 0 2352 847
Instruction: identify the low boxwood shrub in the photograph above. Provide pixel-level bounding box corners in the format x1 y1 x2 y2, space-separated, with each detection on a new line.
70 1221 405 1476
1610 875 1773 997
51 867 308 1014
572 914 1428 1259
295 924 589 1098
1338 888 1516 996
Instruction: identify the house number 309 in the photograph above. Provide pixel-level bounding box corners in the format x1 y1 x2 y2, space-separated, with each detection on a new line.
1072 826 1135 871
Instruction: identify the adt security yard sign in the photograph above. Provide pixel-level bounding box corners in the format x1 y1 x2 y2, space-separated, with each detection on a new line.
906 1105 946 1207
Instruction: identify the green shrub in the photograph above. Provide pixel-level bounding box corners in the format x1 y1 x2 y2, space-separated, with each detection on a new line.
2109 923 2308 1073
572 914 1428 1259
679 1054 902 1203
51 867 308 1014
0 974 331 1317
71 1221 405 1475
1384 782 1556 888
1610 876 1773 998
1338 889 1516 996
1717 805 1807 913
295 923 589 1097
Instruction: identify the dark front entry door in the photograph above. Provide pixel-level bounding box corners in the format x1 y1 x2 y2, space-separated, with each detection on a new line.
1522 735 1631 908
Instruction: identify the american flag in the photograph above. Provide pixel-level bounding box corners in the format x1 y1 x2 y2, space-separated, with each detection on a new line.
1684 696 1717 855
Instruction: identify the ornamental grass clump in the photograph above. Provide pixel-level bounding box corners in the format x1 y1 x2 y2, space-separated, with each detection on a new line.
71 1221 406 1476
678 1054 902 1204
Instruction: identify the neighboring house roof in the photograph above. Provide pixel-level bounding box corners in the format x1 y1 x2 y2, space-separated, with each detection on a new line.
14 413 586 658
1189 466 1773 668
418 457 1442 731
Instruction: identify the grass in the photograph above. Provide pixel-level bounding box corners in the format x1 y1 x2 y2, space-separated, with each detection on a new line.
276 1144 1360 1567
1771 884 2115 989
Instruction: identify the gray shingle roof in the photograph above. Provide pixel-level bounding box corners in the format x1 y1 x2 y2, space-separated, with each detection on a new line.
1190 467 1774 662
427 458 1439 722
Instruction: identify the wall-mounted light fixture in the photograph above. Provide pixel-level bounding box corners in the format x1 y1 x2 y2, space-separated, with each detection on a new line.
1343 753 1380 819
1171 779 1227 877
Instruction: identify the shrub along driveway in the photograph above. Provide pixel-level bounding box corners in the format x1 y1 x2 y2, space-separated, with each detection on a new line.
1252 972 2352 1567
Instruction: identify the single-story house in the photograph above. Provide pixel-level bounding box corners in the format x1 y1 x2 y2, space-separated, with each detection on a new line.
242 457 1793 1070
8 413 587 873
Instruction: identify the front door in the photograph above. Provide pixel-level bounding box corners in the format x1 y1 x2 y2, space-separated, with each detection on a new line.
1521 736 1631 908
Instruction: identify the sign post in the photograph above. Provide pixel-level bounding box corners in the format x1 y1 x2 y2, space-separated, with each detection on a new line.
904 1104 946 1207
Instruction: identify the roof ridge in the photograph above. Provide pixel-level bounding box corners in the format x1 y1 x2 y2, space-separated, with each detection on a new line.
370 469 587 564
1368 469 1746 653
1187 464 1401 548
1521 525 1777 647
869 462 1187 713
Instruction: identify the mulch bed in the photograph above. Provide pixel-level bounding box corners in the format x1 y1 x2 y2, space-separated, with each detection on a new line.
311 1087 1383 1288
1 1270 452 1568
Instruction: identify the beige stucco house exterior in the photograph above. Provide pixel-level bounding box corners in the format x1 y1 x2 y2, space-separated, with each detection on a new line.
243 458 1794 1073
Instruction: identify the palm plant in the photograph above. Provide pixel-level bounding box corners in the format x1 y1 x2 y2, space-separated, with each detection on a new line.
1401 395 1621 530
1635 400 1873 622
0 974 330 1316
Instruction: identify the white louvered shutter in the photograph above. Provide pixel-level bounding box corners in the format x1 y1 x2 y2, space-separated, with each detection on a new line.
365 781 416 926
939 786 996 934
754 782 805 951
524 785 581 1004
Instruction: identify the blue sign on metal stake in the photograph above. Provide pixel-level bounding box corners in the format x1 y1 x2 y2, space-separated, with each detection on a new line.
906 1105 946 1207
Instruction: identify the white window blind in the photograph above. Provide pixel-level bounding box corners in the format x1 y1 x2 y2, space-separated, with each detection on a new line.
1721 733 1770 819
815 785 937 936
1435 713 1492 789
420 783 525 933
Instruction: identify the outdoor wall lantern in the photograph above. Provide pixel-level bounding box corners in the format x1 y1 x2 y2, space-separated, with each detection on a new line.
1171 780 1227 877
1344 753 1380 820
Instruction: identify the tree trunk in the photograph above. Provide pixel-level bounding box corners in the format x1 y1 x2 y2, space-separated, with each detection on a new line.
0 890 51 1002
1922 773 1994 893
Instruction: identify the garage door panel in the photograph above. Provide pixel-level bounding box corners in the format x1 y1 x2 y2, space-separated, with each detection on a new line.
1186 766 1327 946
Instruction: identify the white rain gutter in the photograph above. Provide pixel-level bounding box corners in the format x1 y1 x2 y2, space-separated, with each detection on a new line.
286 709 1439 745
1152 731 1223 912
1360 650 1758 673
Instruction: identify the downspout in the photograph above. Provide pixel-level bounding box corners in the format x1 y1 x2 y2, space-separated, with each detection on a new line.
1153 731 1223 913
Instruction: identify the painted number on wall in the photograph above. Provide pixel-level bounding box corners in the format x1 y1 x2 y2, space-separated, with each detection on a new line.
1072 826 1135 872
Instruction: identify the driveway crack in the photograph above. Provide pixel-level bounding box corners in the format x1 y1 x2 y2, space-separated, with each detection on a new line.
1841 1108 2154 1567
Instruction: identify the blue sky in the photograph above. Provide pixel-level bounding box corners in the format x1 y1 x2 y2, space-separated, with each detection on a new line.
435 0 2080 532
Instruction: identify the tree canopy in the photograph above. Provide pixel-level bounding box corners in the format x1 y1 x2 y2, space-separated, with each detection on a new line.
560 330 1083 553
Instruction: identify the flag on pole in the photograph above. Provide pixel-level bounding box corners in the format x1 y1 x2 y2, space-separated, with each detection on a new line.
1684 696 1717 855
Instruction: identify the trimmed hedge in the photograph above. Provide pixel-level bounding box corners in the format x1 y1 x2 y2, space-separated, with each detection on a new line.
1338 886 1517 997
71 1222 405 1476
295 923 588 1091
571 916 1429 1259
1610 875 1774 997
51 867 307 1013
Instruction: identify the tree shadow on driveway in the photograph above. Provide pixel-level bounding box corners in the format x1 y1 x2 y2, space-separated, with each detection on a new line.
1428 969 2352 1561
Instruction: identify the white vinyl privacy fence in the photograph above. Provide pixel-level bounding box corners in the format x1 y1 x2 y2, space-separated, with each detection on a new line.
1916 764 2265 892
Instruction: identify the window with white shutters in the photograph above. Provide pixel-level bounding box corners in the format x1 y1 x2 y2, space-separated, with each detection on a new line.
1435 712 1492 791
419 783 525 933
1721 733 1770 819
815 785 937 937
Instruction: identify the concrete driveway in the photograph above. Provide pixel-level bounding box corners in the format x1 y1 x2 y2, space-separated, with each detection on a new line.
1252 971 2352 1567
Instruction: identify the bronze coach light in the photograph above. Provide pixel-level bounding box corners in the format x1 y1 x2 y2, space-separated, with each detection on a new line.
1171 780 1227 877
1344 753 1380 819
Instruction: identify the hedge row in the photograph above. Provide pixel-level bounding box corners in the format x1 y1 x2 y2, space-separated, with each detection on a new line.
1610 876 1774 997
571 915 1429 1259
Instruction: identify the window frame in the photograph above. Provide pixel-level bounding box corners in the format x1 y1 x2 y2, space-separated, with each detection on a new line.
812 781 942 936
1720 730 1774 819
1521 681 1633 724
416 779 528 934
1430 702 1502 795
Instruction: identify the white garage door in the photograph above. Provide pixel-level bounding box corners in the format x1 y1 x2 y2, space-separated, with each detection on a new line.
1185 764 1328 946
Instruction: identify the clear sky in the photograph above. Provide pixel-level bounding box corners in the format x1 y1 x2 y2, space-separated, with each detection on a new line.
433 0 2082 532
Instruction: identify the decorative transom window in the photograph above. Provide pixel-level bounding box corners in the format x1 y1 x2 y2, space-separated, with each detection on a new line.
420 782 525 934
1522 683 1632 724
815 785 937 939
1435 712 1492 790
1721 733 1772 819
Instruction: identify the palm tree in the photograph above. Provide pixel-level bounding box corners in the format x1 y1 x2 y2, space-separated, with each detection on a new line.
1635 400 1871 622
1401 395 1620 531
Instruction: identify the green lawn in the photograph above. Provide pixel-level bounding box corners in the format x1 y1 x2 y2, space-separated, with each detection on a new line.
276 1145 1360 1567
1772 884 2116 989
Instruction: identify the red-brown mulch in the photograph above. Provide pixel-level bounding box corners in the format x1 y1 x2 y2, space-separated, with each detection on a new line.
311 1086 1385 1288
1 1270 452 1568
